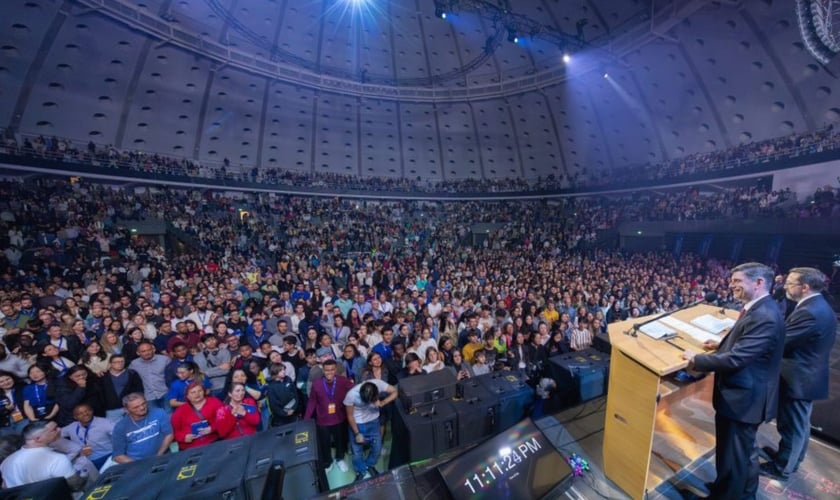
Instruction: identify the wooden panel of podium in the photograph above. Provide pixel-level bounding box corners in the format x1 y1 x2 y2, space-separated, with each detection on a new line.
602 304 739 499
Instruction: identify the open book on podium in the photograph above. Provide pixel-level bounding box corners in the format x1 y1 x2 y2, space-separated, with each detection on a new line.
639 313 735 344
603 304 739 499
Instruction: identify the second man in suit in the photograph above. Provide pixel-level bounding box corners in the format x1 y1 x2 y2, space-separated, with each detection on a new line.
760 267 837 481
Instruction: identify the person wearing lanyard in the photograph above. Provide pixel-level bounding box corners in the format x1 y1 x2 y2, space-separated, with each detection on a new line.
304 360 354 474
60 403 115 469
40 344 76 378
22 365 58 422
187 297 215 335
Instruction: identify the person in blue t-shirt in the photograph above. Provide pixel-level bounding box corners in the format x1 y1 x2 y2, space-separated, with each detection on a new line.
112 393 173 463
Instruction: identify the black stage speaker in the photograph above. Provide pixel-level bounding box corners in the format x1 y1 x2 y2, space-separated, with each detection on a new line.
398 369 457 411
85 451 177 499
474 371 535 431
592 332 611 354
282 461 324 500
84 422 324 500
247 420 324 498
458 377 486 401
547 348 610 409
160 436 253 499
244 438 284 500
450 381 499 448
394 400 459 463
0 477 72 500
251 420 329 499
249 419 319 468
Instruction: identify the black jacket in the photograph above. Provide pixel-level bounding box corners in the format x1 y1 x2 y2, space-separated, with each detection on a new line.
101 369 145 410
779 293 837 401
266 376 297 425
52 375 106 426
693 295 785 424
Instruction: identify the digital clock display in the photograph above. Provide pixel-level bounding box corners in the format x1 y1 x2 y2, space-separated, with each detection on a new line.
437 419 572 499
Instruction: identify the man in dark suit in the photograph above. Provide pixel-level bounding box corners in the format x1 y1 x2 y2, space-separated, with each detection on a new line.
760 267 837 481
683 262 785 499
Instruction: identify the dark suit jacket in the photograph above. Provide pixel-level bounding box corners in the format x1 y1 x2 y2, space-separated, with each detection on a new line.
780 293 837 401
101 368 146 410
693 295 785 425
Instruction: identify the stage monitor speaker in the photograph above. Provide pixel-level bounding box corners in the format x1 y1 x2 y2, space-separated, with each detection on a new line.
282 461 325 500
84 423 323 500
163 436 252 499
84 451 176 499
250 419 319 469
474 372 534 431
592 332 611 354
394 400 459 463
398 369 457 411
451 381 499 447
459 377 487 401
1 477 72 500
249 420 324 498
245 435 285 500
547 348 610 409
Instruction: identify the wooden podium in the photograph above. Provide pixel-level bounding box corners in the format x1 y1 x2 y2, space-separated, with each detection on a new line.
602 304 738 499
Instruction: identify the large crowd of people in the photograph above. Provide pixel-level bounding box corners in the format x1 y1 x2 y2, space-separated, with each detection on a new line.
0 156 837 491
2 125 838 193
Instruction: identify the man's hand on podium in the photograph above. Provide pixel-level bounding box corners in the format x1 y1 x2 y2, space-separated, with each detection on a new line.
683 340 718 372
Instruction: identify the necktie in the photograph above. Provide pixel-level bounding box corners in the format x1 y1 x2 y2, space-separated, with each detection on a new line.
738 309 745 320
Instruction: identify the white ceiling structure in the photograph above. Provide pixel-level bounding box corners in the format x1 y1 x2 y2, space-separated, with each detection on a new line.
1 0 838 186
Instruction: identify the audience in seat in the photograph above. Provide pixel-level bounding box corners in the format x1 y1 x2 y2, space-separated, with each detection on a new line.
1 126 837 193
0 169 836 489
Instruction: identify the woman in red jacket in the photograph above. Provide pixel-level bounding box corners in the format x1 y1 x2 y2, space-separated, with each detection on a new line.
216 382 261 439
171 381 225 450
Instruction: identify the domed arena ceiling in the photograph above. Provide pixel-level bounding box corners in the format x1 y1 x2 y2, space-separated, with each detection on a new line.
0 0 838 185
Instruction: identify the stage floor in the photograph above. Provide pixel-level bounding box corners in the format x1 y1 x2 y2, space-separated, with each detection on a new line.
537 396 840 500
324 323 840 498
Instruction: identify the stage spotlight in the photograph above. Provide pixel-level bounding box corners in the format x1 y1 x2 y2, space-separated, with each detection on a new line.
603 72 609 78
563 53 571 63
507 28 518 43
433 1 446 19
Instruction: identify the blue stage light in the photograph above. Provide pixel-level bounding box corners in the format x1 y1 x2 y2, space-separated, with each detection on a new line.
507 28 517 43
